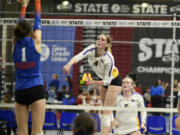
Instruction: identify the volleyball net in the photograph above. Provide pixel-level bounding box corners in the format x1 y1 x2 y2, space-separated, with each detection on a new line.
0 17 180 134
0 18 180 100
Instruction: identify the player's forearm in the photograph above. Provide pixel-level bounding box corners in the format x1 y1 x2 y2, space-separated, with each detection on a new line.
33 0 41 31
89 80 104 86
141 111 147 125
67 57 77 66
19 5 27 21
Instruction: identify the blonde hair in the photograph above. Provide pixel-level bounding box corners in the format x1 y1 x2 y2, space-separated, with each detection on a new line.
123 77 136 91
53 73 58 79
104 34 112 54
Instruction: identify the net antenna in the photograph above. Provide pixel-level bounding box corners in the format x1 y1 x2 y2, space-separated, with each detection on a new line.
169 13 177 135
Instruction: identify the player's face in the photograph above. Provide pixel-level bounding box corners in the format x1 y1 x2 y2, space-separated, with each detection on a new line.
122 78 134 92
96 34 108 49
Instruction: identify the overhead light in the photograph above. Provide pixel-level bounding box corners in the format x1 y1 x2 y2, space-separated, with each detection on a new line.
62 1 69 6
141 3 149 8
57 0 72 11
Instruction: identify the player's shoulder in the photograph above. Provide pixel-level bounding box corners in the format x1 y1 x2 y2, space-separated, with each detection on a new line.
103 51 114 63
82 44 96 55
105 51 113 58
116 92 123 100
132 91 143 99
88 44 96 49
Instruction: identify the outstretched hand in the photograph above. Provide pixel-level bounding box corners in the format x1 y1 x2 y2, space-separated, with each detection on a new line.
17 0 30 7
62 64 71 75
141 124 147 133
111 119 120 128
86 75 94 85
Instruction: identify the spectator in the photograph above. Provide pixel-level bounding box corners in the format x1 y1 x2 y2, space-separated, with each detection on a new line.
90 89 102 106
89 86 102 114
56 85 71 101
49 73 60 91
73 113 96 135
47 86 56 101
144 88 151 107
82 94 92 106
134 82 142 95
66 75 73 93
150 80 164 115
2 93 16 135
75 90 86 105
158 79 162 85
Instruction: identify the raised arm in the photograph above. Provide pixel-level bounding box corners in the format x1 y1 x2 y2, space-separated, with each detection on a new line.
63 56 77 75
12 0 29 51
63 44 95 75
18 0 29 21
33 0 42 53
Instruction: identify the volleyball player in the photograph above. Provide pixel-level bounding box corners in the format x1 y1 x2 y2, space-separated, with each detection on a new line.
12 0 45 135
63 34 122 135
113 77 147 135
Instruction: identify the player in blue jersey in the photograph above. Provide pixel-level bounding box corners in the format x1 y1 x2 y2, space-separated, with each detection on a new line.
12 0 45 135
63 34 122 135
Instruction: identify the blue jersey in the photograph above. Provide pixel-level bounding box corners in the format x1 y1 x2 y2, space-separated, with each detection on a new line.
13 37 43 90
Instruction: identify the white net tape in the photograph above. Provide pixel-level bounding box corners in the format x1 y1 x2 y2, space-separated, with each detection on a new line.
0 103 178 113
1 18 180 28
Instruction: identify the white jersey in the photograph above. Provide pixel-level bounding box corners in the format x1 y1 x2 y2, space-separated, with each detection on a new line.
74 44 118 86
114 92 147 134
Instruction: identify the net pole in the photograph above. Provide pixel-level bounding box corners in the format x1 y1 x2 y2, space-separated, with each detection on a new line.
2 25 7 94
170 13 177 135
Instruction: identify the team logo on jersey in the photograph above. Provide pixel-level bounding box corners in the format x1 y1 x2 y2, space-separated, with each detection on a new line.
94 61 98 66
125 104 128 107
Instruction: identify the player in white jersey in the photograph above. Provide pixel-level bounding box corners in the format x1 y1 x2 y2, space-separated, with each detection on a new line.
113 77 147 135
63 34 122 135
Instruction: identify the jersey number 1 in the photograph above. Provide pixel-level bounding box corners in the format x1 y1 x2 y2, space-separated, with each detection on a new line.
22 47 26 62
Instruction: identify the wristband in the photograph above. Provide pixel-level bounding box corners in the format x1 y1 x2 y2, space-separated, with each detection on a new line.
33 0 41 30
19 6 26 22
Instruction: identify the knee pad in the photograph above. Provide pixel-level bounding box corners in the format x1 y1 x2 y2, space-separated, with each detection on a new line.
101 115 111 127
110 112 114 121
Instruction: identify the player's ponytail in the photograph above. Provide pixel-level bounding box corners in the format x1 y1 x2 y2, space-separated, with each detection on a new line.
105 35 112 54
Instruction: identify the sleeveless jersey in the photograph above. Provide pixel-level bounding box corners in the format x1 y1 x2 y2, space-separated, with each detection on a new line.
13 37 43 90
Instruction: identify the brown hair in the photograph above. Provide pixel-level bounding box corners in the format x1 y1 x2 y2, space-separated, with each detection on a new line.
13 20 32 41
73 113 96 135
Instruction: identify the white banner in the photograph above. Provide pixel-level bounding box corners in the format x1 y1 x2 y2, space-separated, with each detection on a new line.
1 18 180 28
